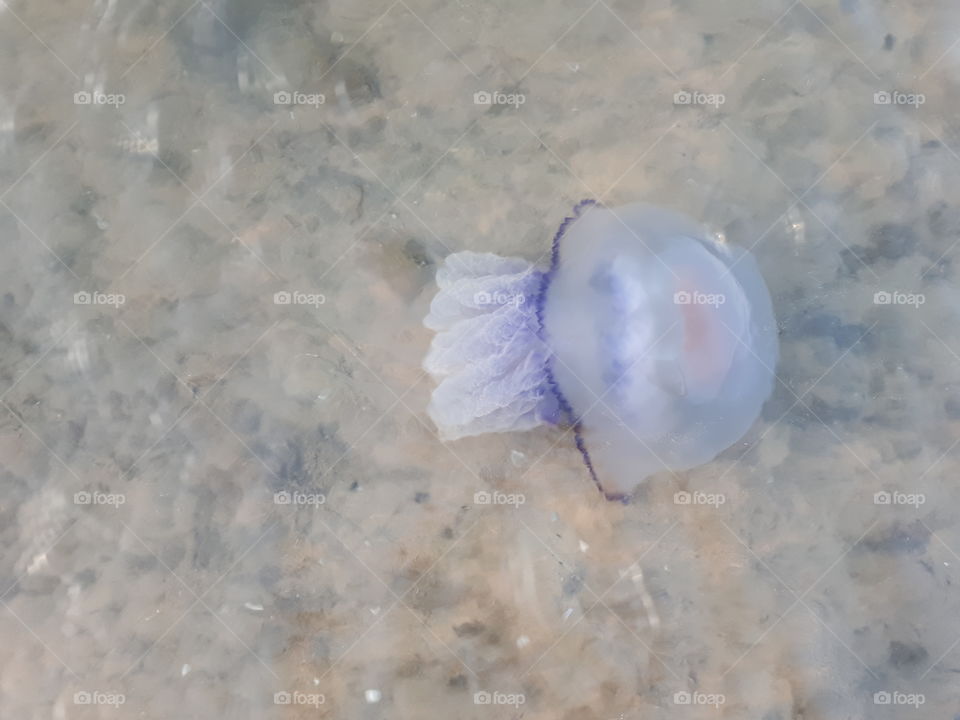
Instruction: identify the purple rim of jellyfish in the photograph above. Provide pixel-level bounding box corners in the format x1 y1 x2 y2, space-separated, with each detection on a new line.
534 199 629 504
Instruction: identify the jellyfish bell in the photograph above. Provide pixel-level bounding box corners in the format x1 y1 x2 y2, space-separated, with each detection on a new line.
422 201 779 500
542 202 778 497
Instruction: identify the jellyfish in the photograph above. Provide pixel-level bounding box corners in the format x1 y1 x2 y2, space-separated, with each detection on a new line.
422 200 779 500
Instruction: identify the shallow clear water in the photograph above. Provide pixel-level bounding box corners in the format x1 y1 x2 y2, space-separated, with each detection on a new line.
1 0 959 718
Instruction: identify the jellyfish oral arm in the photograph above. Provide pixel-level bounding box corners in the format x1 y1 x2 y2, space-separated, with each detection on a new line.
422 252 557 440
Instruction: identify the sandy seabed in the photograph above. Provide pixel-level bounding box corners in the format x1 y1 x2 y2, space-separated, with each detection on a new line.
1 0 960 718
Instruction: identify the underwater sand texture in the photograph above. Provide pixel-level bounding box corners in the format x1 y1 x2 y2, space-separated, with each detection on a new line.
1 0 960 718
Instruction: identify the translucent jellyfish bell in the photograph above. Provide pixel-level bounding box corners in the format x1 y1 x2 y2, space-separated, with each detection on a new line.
423 201 779 500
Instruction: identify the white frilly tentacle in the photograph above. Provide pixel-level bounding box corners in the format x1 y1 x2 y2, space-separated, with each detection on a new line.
423 252 556 440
